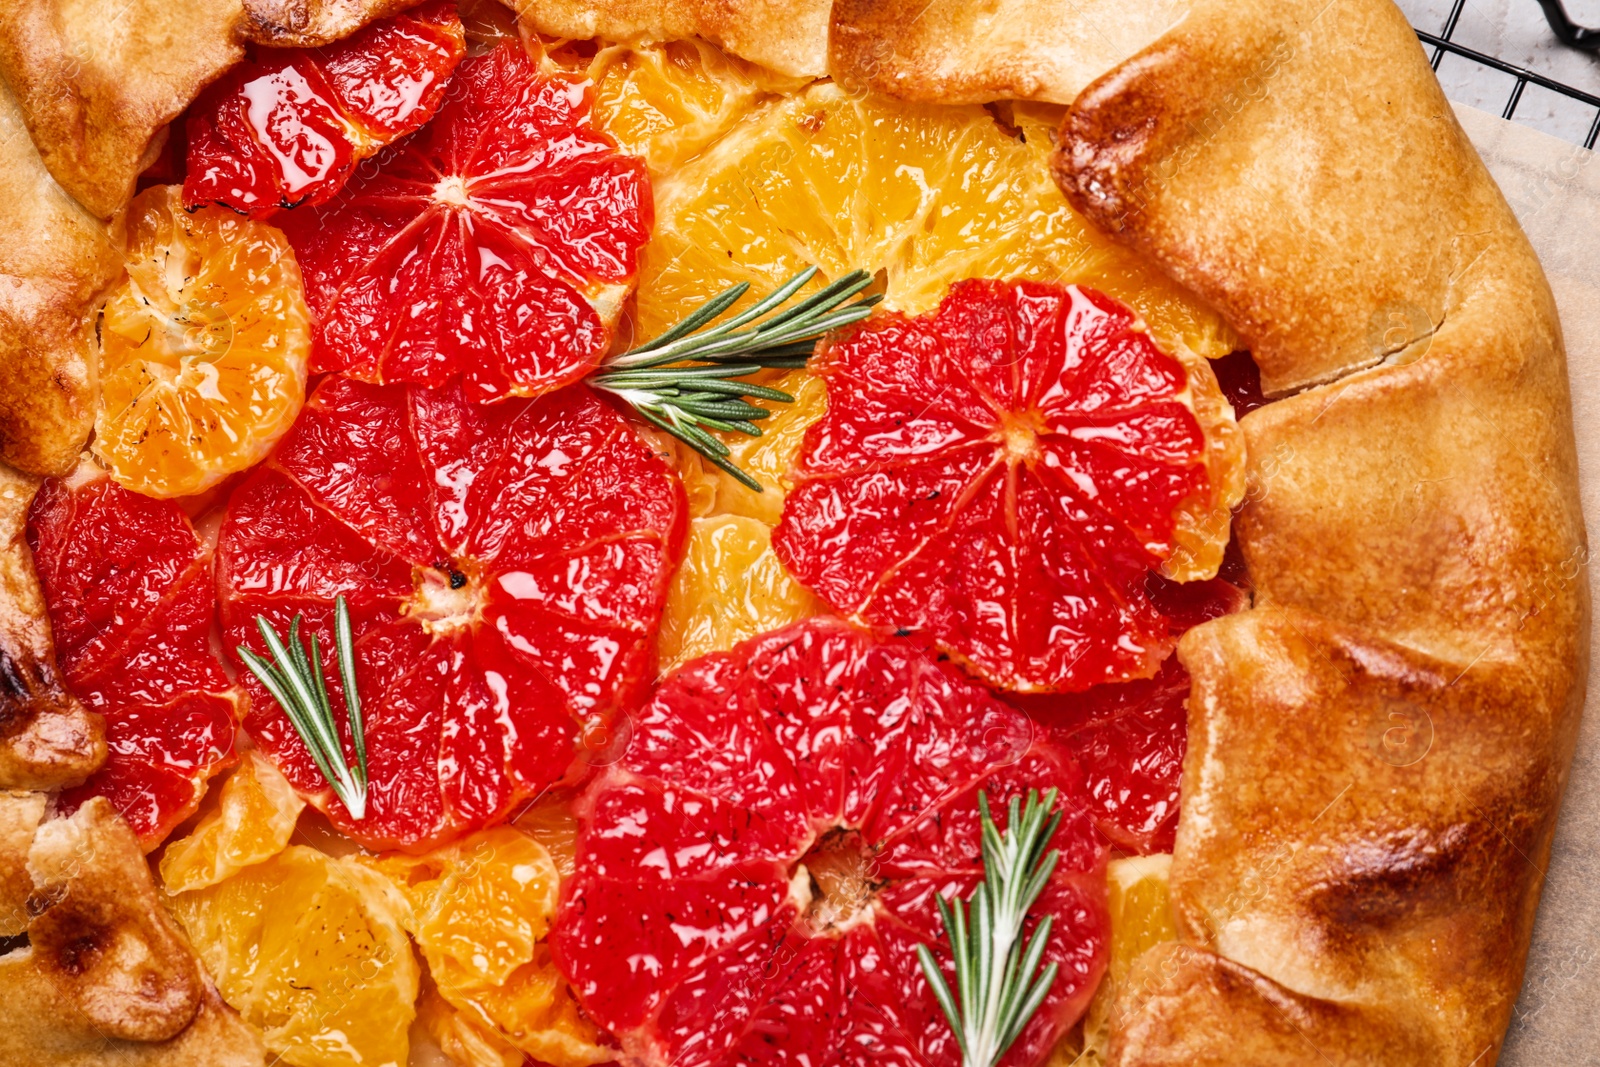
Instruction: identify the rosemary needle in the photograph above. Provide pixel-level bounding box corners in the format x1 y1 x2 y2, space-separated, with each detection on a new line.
592 267 880 492
917 788 1064 1067
237 595 369 819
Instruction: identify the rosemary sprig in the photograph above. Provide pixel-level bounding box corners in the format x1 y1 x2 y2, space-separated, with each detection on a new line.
592 267 880 492
917 788 1064 1067
236 595 369 819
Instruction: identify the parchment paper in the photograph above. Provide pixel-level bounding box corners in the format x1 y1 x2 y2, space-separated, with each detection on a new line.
1453 102 1600 1066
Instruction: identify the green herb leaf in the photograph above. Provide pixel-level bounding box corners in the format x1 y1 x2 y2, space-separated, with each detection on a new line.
237 595 369 819
591 266 880 492
916 788 1064 1067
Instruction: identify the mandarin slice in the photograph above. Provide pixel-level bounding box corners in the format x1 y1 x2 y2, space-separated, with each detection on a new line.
772 280 1242 693
552 617 1109 1067
657 514 822 673
277 41 651 402
364 826 613 1067
95 185 310 498
27 466 239 846
1076 855 1178 1065
184 0 466 215
216 376 684 850
160 750 305 892
638 81 1236 359
168 845 420 1067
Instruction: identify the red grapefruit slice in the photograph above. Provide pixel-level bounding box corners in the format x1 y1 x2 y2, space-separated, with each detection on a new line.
216 375 685 851
773 279 1236 693
27 469 239 846
552 617 1109 1067
275 41 652 402
184 0 466 216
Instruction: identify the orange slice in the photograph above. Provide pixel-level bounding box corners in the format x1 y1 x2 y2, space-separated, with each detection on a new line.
167 846 420 1067
363 826 613 1067
159 751 305 892
95 184 310 498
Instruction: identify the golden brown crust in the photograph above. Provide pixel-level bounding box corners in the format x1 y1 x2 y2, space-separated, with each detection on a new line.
0 78 121 477
0 0 243 219
1052 0 1507 398
828 0 1183 105
1045 0 1588 1062
238 0 420 47
504 0 832 77
0 798 265 1065
0 464 102 789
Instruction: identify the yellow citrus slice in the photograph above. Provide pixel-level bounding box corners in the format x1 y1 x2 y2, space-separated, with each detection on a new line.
658 514 823 672
637 81 1237 360
95 184 310 498
535 36 809 180
1077 854 1179 1064
159 751 305 893
363 826 612 1067
167 846 419 1067
416 981 525 1067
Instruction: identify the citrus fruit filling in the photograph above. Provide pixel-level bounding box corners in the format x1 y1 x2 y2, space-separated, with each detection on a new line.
773 279 1241 693
167 845 421 1067
277 40 652 402
552 617 1109 1067
217 375 685 850
95 184 311 498
184 0 467 216
27 467 239 846
635 82 1237 361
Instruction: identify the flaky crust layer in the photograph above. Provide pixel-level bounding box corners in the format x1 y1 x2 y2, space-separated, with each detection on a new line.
1048 0 1588 1062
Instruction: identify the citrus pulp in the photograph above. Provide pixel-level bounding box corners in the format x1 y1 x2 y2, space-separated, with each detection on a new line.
553 617 1109 1067
772 280 1241 692
277 41 651 402
27 466 239 846
95 184 311 498
216 375 684 850
184 0 466 215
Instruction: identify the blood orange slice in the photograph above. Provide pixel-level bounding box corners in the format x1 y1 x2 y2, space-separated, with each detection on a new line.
276 41 652 402
27 467 239 846
552 617 1109 1067
184 0 466 216
772 279 1243 693
216 375 685 851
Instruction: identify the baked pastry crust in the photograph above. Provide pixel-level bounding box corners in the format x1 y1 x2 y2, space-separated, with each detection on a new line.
0 795 265 1065
0 1 1586 1064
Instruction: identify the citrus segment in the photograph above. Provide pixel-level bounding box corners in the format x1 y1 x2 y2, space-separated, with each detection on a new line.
277 42 651 402
1076 855 1177 1066
553 617 1109 1067
217 376 685 850
1011 657 1191 855
637 81 1236 358
184 1 466 216
657 514 822 673
365 826 614 1067
772 280 1241 692
27 467 239 846
95 185 311 498
160 750 306 892
167 845 420 1067
579 38 810 176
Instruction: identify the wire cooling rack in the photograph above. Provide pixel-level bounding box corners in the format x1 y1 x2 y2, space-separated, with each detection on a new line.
1416 0 1600 146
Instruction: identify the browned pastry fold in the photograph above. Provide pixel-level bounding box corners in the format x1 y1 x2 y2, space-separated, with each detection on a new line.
504 0 832 76
238 0 420 46
829 0 1182 105
0 464 102 789
0 797 265 1065
0 77 120 478
1045 0 1588 1063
